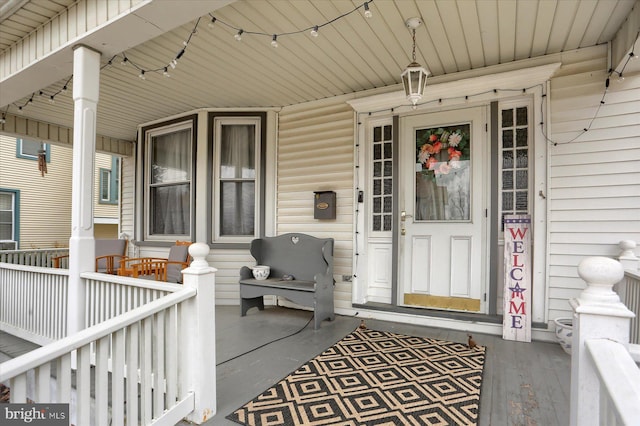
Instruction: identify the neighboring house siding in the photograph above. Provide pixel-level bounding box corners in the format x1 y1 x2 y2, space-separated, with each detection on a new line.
0 135 121 248
0 134 72 248
277 98 355 311
548 48 640 319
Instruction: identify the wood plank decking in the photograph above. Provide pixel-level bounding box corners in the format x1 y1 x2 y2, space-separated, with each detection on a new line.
1 306 570 425
204 306 570 426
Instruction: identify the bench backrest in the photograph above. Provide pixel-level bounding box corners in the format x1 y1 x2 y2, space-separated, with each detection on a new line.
250 233 334 281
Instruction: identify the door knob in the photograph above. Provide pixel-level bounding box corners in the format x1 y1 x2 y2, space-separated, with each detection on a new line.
401 211 413 222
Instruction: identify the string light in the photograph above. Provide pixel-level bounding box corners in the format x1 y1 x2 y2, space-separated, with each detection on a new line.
5 1 377 117
363 2 373 18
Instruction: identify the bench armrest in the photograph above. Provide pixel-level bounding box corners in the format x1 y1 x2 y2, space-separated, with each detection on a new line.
240 265 253 280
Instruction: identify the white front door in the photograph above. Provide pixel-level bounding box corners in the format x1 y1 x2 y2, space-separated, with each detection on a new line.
399 107 487 313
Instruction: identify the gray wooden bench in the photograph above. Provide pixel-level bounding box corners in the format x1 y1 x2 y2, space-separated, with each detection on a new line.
239 233 335 329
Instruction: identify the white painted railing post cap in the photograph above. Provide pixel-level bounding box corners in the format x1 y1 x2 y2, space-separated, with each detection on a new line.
577 257 624 305
188 242 213 270
619 240 638 259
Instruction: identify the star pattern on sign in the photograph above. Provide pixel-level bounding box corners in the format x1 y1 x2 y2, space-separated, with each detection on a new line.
509 282 527 297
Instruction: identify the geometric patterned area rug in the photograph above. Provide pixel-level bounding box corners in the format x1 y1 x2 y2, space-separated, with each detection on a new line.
227 327 486 426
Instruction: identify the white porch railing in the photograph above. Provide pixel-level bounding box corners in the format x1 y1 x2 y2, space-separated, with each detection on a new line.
617 240 640 344
0 263 182 346
83 272 182 328
0 243 217 425
0 263 69 345
570 256 640 426
0 248 69 268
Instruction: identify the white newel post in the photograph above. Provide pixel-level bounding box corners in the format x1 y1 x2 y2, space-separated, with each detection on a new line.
569 256 634 426
618 240 638 271
616 240 639 306
180 243 217 424
68 45 101 335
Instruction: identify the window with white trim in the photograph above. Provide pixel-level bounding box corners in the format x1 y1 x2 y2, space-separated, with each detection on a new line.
211 115 263 242
99 157 120 204
16 139 50 162
143 119 194 240
0 191 16 242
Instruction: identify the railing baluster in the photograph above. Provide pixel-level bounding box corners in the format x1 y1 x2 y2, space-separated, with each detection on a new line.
10 373 28 403
95 336 110 426
35 363 50 401
166 304 178 406
126 322 139 425
112 329 126 426
141 316 153 424
77 345 92 425
56 353 72 403
154 310 166 418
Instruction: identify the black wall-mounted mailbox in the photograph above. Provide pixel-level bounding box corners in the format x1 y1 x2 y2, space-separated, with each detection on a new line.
314 191 336 220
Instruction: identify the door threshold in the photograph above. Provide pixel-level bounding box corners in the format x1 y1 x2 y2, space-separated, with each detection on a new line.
353 302 548 330
354 302 501 324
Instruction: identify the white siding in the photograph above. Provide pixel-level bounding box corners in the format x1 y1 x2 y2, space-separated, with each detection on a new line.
278 98 355 311
120 155 135 258
0 0 143 79
548 49 640 319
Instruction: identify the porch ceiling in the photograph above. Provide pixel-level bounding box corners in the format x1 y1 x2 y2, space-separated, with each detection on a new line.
1 0 639 142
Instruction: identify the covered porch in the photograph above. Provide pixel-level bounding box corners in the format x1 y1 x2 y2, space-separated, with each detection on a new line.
1 249 639 425
1 0 640 424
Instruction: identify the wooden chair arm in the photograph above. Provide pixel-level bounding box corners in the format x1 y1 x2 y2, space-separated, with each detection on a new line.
52 254 69 268
95 254 129 274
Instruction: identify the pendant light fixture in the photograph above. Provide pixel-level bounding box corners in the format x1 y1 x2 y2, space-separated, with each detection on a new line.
401 17 430 109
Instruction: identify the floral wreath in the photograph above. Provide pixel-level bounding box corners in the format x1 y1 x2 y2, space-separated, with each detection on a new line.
416 126 471 179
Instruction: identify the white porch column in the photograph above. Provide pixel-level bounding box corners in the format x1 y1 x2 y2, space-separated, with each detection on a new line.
569 256 634 426
180 243 217 424
68 44 101 335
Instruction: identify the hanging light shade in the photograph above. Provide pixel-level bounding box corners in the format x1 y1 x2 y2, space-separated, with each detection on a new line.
401 18 430 108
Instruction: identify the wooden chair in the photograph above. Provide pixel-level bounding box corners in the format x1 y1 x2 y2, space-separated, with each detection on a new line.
117 241 191 283
52 238 128 274
95 238 129 274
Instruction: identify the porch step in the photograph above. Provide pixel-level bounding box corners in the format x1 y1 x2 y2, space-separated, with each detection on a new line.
0 331 40 362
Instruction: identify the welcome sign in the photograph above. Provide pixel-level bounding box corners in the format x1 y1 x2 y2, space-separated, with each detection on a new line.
503 215 531 342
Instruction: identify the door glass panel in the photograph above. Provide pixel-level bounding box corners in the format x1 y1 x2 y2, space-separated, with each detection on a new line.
371 124 393 232
415 124 471 221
